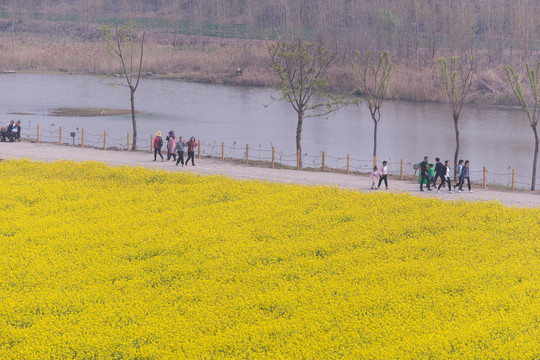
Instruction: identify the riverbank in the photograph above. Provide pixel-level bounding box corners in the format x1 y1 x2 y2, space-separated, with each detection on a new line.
0 31 519 106
1 141 538 208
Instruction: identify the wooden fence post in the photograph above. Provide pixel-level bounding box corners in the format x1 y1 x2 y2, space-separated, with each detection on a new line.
297 149 300 170
322 152 325 172
400 159 404 180
373 156 376 168
347 154 350 174
512 169 515 191
150 135 153 153
81 128 84 148
483 166 486 189
59 126 62 144
126 132 130 151
198 139 201 158
246 144 249 165
271 146 275 169
37 124 40 143
221 142 224 160
103 131 107 150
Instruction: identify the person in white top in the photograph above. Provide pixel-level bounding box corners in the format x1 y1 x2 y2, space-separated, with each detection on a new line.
437 160 454 193
377 160 389 190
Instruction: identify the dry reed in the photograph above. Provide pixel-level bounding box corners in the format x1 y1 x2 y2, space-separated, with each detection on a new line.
0 33 518 106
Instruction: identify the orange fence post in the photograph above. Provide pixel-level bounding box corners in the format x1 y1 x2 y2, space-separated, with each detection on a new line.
373 156 376 168
246 144 249 165
59 126 62 144
483 166 486 189
347 154 350 174
103 131 107 150
127 132 130 151
297 149 300 170
271 146 275 169
400 159 404 180
512 169 515 191
198 139 201 158
150 135 154 153
37 124 40 144
221 142 224 160
322 152 325 172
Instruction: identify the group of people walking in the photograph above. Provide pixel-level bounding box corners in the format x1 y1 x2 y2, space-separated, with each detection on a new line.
419 156 472 193
153 130 197 166
369 156 473 193
370 161 389 190
151 133 475 193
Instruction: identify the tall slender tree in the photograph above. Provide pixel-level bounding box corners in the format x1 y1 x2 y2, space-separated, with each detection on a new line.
351 50 393 162
506 63 540 191
439 55 474 179
103 23 145 151
267 39 352 168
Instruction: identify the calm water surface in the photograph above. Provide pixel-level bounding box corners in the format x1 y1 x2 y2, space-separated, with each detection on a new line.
0 73 535 187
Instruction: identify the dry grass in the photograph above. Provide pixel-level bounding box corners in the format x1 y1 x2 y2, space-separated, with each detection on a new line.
0 33 519 105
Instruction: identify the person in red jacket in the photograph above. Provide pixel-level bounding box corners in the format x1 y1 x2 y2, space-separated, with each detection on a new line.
185 136 197 166
153 131 164 161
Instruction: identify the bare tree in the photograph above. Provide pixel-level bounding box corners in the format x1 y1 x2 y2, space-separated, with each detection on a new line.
439 55 474 179
267 39 353 168
351 50 393 162
506 63 540 191
103 24 145 151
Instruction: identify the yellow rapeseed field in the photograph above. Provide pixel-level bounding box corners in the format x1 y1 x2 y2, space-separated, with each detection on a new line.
1 160 539 359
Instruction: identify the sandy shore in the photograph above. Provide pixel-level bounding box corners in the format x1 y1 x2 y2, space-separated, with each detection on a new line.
1 141 539 208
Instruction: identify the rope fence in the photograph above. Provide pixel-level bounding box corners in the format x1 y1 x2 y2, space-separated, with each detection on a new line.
8 124 540 192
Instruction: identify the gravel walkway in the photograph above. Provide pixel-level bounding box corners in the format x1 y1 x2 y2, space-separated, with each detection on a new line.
2 141 539 208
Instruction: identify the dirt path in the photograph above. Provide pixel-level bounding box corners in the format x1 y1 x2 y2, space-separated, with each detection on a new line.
2 141 539 208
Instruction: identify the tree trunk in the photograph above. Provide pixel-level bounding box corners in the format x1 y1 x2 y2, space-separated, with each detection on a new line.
296 111 303 169
454 115 460 180
373 119 378 158
531 125 538 191
130 86 137 150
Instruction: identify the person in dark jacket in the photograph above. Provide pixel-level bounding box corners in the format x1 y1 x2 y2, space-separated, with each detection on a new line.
437 160 454 193
458 160 473 192
420 156 432 191
0 120 14 142
153 131 164 161
14 120 21 141
432 157 444 187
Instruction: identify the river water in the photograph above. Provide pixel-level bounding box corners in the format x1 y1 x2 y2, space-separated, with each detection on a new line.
0 73 535 187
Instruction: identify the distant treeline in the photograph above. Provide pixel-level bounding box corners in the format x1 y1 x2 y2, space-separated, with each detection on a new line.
2 0 540 65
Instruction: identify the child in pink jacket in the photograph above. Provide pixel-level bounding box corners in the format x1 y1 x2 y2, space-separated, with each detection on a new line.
370 166 379 190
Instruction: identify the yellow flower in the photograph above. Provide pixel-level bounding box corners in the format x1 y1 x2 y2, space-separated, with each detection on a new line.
0 159 539 359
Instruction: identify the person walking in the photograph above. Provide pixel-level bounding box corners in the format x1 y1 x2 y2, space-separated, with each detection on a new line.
433 157 444 187
185 136 197 166
175 136 187 166
454 159 465 190
370 166 379 190
377 160 389 190
428 163 435 186
166 130 177 161
437 160 454 193
153 131 164 161
458 160 473 192
420 156 432 191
